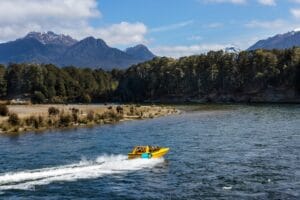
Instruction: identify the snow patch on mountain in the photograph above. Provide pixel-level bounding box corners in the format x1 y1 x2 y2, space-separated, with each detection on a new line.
25 31 77 46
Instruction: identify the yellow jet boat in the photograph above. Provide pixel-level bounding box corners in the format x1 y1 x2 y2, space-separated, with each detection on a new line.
128 146 169 159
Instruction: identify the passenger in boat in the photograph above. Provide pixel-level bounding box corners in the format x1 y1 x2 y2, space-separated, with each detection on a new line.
135 147 141 153
136 146 146 153
150 146 160 152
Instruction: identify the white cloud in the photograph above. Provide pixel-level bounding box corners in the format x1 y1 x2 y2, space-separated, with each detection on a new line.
0 0 147 46
152 44 228 58
291 8 300 18
257 0 276 6
202 0 247 4
205 23 224 28
202 0 277 6
81 22 147 46
150 20 194 33
245 19 287 29
0 0 100 24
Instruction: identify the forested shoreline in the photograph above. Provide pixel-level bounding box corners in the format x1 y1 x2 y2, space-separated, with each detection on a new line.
0 48 300 104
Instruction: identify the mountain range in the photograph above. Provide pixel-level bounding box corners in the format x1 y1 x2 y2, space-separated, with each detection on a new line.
2 30 300 69
248 30 300 51
0 31 155 69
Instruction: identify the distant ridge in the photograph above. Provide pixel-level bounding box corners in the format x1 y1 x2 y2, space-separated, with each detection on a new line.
0 31 156 69
248 30 300 50
125 44 156 60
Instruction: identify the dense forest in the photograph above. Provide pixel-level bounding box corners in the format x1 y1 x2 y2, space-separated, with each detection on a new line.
0 48 299 103
0 64 118 103
117 48 300 103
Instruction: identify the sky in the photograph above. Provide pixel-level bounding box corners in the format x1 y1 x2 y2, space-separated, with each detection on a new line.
0 0 300 57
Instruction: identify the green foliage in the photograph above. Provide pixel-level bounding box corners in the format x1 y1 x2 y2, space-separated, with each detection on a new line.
31 91 46 104
0 48 299 103
117 48 300 101
25 115 44 128
8 113 20 126
0 104 9 116
4 64 116 103
80 94 92 103
0 65 7 97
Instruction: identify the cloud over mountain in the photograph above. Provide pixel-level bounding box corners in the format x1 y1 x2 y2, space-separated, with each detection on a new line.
0 0 147 46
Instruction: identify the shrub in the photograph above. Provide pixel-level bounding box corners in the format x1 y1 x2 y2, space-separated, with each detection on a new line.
71 107 79 114
8 113 20 126
129 106 135 115
48 107 60 116
70 108 80 123
50 96 66 104
25 115 45 128
0 104 9 116
87 111 94 121
25 116 36 126
38 116 45 128
31 91 46 104
59 114 72 127
116 106 124 114
72 113 78 123
78 117 88 124
81 94 91 103
47 118 58 127
101 111 122 122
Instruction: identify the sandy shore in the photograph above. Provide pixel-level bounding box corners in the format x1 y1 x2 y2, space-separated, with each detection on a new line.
0 104 179 134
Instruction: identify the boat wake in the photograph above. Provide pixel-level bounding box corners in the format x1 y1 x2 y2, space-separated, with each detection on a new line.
0 154 164 191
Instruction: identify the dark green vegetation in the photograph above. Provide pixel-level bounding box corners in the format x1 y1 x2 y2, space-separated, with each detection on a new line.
0 48 300 103
0 64 118 103
0 104 9 116
117 48 300 103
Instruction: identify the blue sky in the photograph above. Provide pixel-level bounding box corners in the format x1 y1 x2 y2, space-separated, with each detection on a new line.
0 0 300 57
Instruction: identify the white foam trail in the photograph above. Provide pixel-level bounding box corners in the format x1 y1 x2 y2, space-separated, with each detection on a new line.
0 154 164 191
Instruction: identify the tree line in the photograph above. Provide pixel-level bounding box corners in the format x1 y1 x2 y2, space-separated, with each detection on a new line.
0 48 299 103
117 48 300 102
0 64 119 103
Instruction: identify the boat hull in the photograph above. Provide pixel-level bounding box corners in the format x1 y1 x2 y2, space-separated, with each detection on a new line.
151 148 169 158
128 147 169 159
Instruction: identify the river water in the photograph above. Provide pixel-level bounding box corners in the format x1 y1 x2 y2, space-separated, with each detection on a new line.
0 105 299 199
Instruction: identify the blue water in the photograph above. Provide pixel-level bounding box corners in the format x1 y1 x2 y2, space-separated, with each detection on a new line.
0 105 299 199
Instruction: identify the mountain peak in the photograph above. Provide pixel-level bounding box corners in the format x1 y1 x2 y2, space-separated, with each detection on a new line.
248 30 300 51
225 46 241 54
0 32 156 69
24 31 77 46
125 44 156 60
79 36 109 48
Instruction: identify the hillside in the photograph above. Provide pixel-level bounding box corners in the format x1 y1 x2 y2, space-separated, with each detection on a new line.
248 30 300 50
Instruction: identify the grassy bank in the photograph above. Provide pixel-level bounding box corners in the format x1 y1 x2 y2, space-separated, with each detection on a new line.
0 104 178 134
